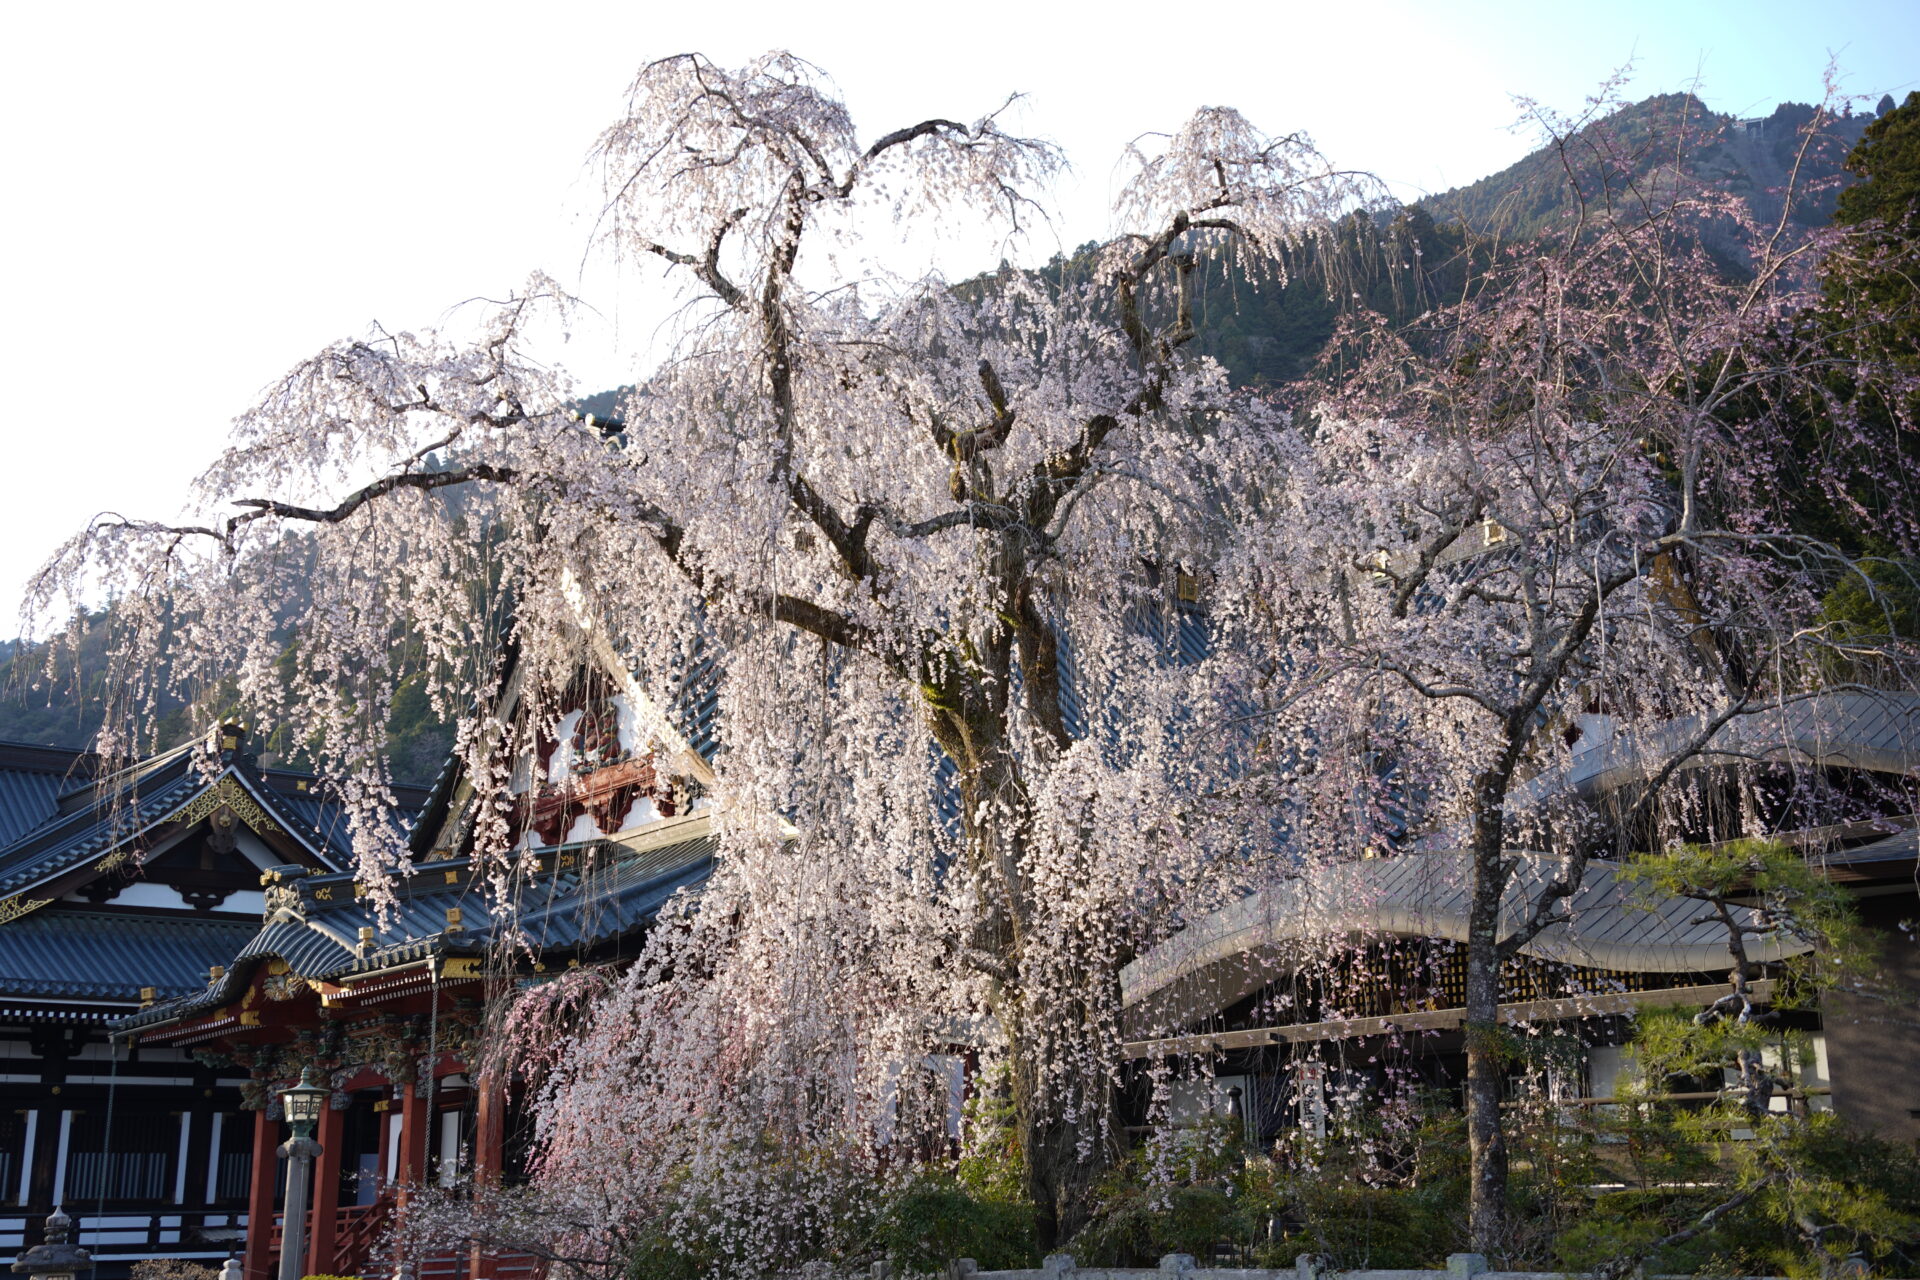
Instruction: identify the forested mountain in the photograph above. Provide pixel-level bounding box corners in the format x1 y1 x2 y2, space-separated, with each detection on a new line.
1140 92 1889 388
0 90 1895 774
0 608 460 783
1425 93 1875 241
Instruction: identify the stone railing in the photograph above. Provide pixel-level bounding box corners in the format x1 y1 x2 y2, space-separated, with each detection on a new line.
918 1253 1816 1280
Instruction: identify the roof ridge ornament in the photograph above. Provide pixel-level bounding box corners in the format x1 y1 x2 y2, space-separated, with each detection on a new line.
261 865 312 920
174 775 288 843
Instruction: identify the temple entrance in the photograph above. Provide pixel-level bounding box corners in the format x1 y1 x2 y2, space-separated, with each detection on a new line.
337 1092 388 1207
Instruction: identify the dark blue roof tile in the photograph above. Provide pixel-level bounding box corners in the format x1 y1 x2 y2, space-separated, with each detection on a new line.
118 830 717 1032
0 767 66 847
0 910 259 1003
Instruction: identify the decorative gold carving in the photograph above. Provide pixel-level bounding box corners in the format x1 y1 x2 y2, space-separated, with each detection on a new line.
170 775 285 839
0 894 50 925
440 957 483 979
263 970 310 1001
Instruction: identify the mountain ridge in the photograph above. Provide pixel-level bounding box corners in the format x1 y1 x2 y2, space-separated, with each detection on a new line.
2 89 1896 767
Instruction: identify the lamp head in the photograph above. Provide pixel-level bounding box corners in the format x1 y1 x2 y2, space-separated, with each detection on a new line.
279 1066 328 1134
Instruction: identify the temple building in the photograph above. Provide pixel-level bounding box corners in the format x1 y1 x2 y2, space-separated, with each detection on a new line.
9 594 1914 1279
0 732 429 1273
1121 690 1920 1146
108 659 717 1280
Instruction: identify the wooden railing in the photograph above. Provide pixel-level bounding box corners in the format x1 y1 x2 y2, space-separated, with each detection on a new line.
415 1251 542 1280
267 1197 542 1280
334 1192 398 1277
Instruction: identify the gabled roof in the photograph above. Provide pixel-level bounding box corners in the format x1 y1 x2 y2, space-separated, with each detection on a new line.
0 734 432 932
118 816 716 1034
406 636 721 860
0 749 212 902
0 754 321 904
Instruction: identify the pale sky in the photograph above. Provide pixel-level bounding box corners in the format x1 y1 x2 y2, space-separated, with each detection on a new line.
2 0 1914 626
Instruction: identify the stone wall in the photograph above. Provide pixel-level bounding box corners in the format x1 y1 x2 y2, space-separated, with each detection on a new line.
918 1253 1805 1280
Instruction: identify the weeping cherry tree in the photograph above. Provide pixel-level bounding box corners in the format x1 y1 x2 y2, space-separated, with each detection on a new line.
28 53 1372 1262
1207 86 1919 1255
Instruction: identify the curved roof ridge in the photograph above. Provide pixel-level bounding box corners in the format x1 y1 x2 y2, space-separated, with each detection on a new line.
1120 850 1807 1035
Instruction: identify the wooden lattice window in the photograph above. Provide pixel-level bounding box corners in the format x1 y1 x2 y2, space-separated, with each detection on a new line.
64 1109 178 1204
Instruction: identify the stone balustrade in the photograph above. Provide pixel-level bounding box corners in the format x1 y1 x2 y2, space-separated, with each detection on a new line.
889 1253 1826 1280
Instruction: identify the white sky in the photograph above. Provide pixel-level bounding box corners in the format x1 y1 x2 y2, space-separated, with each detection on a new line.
2 0 1914 625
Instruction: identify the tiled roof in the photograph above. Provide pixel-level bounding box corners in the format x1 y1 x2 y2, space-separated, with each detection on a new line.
1541 690 1920 806
1821 825 1919 867
0 743 431 904
1056 603 1209 741
118 825 716 1033
0 909 258 1003
0 765 72 847
1121 850 1811 1036
665 644 723 762
267 787 416 861
0 757 205 898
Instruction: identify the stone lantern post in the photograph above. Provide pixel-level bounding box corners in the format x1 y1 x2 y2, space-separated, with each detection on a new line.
12 1209 91 1280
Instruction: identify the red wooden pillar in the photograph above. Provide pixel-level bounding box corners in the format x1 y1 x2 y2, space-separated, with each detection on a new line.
304 1101 346 1276
243 1108 279 1280
469 1069 507 1280
395 1078 430 1201
472 1069 505 1188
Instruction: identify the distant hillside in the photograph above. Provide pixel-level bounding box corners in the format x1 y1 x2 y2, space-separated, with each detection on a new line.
0 628 123 749
1423 93 1876 242
0 616 457 785
1090 92 1890 389
0 582 459 789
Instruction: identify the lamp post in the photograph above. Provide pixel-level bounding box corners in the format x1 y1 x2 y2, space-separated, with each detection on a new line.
277 1067 329 1280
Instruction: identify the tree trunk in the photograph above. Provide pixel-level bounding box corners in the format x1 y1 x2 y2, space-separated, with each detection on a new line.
1464 772 1510 1257
944 704 1117 1253
1008 1004 1118 1250
1462 938 1507 1255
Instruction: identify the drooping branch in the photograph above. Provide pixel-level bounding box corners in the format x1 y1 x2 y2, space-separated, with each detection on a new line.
840 118 968 194
635 207 748 308
222 464 521 543
1501 693 1758 958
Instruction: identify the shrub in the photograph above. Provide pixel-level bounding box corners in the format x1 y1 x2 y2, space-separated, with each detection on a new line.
131 1264 220 1280
878 1172 1037 1274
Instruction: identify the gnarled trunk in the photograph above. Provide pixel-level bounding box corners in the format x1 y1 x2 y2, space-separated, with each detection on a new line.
942 692 1118 1252
1464 771 1511 1257
1007 997 1120 1249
